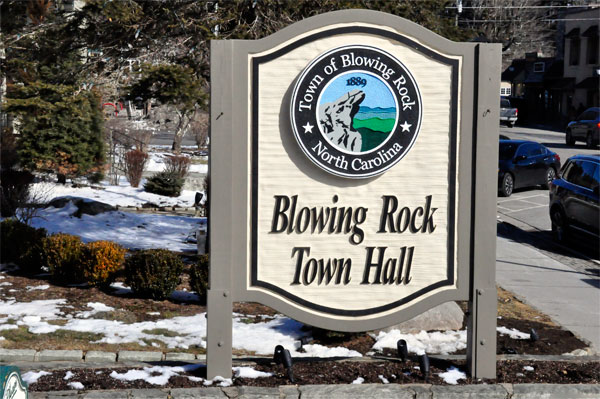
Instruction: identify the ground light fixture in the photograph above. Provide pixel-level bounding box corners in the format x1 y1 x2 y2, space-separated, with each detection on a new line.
419 354 430 382
397 339 408 362
273 345 295 382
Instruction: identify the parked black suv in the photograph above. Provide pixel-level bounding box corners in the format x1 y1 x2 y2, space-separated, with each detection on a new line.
565 107 599 148
549 154 600 242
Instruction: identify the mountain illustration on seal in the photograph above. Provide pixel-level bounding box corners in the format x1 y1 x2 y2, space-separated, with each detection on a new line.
319 89 397 153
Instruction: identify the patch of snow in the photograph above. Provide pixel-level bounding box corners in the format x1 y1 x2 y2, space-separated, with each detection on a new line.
77 302 114 319
523 366 534 371
0 324 18 331
147 312 160 316
300 344 361 358
110 282 133 295
22 370 52 385
29 205 202 252
26 285 50 291
31 179 198 208
64 371 74 380
372 329 467 355
378 375 389 384
233 367 273 379
497 326 530 340
110 366 184 386
438 366 466 385
0 299 66 319
0 282 12 287
68 381 84 390
351 376 364 384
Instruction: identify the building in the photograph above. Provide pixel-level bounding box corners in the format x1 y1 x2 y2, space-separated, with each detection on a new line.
561 8 599 118
501 7 599 128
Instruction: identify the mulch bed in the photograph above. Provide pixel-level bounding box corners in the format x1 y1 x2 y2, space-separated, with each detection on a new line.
27 359 600 391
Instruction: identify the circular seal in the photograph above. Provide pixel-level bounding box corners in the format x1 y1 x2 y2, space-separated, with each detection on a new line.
291 45 422 178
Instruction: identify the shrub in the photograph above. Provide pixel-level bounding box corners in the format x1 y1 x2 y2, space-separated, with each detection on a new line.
124 249 184 300
124 149 148 188
164 155 190 179
0 219 47 273
43 233 84 283
190 254 209 305
80 240 126 286
0 169 35 218
144 171 184 197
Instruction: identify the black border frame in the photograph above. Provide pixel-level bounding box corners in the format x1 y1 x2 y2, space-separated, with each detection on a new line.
250 26 459 317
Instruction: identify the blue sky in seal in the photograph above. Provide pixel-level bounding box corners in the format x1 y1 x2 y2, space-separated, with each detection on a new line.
319 71 396 110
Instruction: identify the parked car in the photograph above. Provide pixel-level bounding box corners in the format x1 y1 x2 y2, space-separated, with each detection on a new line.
498 140 561 197
565 107 599 148
549 154 600 242
500 97 518 128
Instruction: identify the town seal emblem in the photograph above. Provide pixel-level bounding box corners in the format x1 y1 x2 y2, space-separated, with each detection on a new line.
291 45 422 178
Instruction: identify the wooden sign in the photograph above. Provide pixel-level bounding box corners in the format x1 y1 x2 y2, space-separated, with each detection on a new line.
207 10 500 380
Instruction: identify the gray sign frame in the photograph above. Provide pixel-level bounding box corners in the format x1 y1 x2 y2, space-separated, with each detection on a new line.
208 10 500 379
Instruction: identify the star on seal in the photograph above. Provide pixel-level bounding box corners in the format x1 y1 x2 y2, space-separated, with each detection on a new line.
400 121 412 132
302 122 314 134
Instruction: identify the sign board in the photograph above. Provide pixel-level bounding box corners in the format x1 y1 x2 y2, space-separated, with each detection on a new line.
208 10 499 379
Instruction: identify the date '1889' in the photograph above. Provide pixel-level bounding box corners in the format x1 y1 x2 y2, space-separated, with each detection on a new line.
346 77 367 87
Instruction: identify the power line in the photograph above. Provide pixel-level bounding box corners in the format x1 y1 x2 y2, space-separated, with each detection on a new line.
447 5 600 9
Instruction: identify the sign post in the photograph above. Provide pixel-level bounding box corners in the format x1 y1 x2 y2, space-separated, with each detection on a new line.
208 9 499 379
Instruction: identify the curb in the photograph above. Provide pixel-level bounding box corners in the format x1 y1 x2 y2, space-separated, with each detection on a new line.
2 348 598 364
26 384 600 398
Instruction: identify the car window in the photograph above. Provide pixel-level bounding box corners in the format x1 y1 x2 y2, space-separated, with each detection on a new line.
515 143 533 158
578 161 599 190
499 142 518 160
563 160 600 190
579 111 592 120
501 99 510 108
528 144 543 156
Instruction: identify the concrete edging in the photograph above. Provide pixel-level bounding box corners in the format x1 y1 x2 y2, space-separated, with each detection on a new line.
25 384 600 398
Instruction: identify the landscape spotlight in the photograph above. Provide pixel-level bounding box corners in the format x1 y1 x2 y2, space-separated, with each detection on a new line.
397 339 408 362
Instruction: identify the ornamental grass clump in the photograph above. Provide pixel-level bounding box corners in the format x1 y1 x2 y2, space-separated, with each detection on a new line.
80 240 126 286
164 155 191 179
124 249 184 300
190 254 209 305
124 149 149 188
43 233 84 284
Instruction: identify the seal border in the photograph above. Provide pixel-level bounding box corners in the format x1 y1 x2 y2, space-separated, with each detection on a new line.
290 44 423 178
251 26 459 317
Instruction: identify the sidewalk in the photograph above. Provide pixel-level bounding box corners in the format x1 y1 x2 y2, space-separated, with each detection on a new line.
496 234 600 352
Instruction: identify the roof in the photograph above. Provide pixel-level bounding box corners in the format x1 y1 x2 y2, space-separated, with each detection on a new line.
567 154 600 163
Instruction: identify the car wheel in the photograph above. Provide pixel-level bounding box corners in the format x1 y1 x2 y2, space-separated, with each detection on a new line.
566 130 575 146
500 173 514 197
542 167 556 189
507 122 514 128
586 132 595 148
551 208 568 242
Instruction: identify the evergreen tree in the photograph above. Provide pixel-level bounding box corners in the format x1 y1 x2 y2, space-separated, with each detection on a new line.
2 3 105 181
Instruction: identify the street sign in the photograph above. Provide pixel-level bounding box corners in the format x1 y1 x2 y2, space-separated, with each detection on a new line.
208 9 500 380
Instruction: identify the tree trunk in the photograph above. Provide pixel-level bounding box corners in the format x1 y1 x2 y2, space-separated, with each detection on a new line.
171 110 193 154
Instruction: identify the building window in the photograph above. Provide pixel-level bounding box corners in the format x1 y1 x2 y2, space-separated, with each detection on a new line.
533 62 545 73
500 87 511 96
587 35 598 64
570 37 580 66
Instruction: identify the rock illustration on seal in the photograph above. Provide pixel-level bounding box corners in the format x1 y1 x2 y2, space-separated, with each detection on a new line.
317 72 398 154
318 89 365 152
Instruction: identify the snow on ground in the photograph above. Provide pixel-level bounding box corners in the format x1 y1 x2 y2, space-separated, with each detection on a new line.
68 381 84 390
351 376 364 384
438 367 467 385
146 152 207 174
22 371 52 385
496 326 530 340
232 367 273 379
29 201 204 252
30 177 199 208
371 329 468 356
